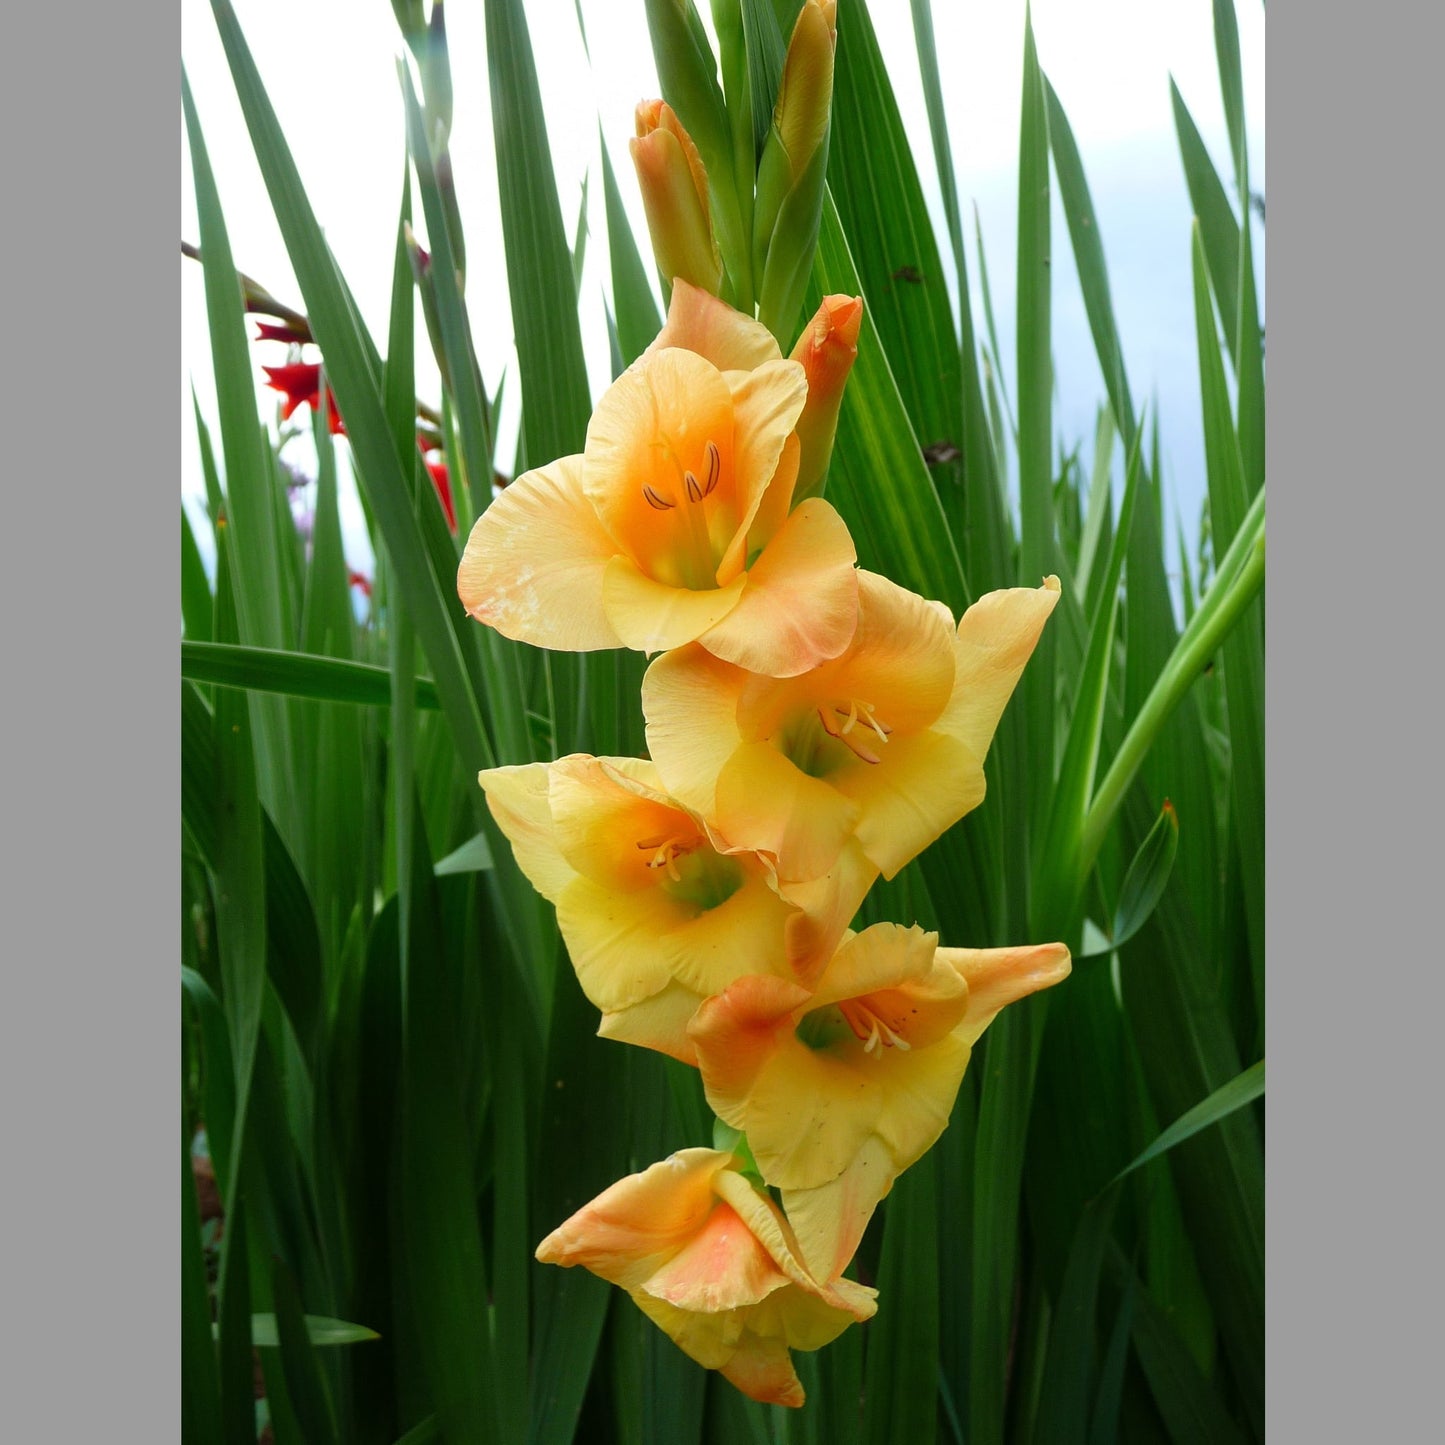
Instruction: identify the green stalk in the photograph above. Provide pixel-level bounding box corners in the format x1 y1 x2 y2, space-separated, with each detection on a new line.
1080 486 1265 873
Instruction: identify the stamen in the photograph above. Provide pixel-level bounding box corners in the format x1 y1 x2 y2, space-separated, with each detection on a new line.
685 470 703 503
839 999 911 1053
643 484 676 511
635 831 697 883
702 440 720 496
817 706 882 765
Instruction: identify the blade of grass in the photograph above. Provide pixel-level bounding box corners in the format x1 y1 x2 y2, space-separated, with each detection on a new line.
863 1155 939 1445
208 0 495 786
1169 78 1240 373
182 1116 223 1445
600 139 663 367
1044 75 1136 444
271 1258 342 1445
486 0 594 464
1192 223 1264 1026
183 642 442 711
183 504 214 643
1115 1060 1264 1183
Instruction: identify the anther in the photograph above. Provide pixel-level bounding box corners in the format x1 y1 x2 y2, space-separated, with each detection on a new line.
818 706 882 765
685 470 703 503
643 484 676 511
702 440 720 496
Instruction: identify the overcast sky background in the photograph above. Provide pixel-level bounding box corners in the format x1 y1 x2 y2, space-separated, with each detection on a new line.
180 0 1265 589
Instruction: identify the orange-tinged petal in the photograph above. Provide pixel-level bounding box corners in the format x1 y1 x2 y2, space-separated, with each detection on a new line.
600 979 709 1065
744 432 800 555
805 923 938 1012
941 576 1062 760
585 349 738 588
647 277 782 371
689 974 883 1189
555 876 695 1012
943 941 1073 1049
662 864 799 1001
781 1136 896 1282
457 456 622 650
830 727 984 879
776 838 879 987
601 555 749 653
715 1330 807 1409
639 1202 791 1313
477 762 575 904
546 755 691 892
700 499 860 677
715 742 859 882
642 644 746 818
714 359 810 581
789 293 862 502
535 1147 731 1292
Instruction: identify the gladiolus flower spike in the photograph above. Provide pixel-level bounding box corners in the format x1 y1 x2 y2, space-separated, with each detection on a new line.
457 122 1070 1408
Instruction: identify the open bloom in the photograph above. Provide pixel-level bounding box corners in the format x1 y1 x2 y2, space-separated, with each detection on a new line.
261 363 344 434
479 755 872 1062
457 284 860 678
644 571 1061 886
536 1147 877 1407
688 925 1072 1279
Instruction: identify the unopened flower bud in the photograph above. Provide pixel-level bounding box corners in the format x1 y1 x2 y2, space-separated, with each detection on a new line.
630 100 724 295
754 0 839 339
789 294 862 502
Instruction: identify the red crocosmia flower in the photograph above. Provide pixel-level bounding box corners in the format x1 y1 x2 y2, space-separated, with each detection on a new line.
261 363 344 435
253 320 311 345
347 570 373 597
426 455 457 532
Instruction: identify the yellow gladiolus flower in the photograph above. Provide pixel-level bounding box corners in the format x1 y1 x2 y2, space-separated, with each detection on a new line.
644 571 1061 887
457 286 860 678
536 1147 877 1408
687 925 1072 1279
479 754 874 1062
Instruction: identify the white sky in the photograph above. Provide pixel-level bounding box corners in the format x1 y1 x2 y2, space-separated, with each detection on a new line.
181 0 1264 582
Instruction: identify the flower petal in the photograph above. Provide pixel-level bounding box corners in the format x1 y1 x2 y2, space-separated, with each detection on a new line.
689 974 883 1190
700 499 859 677
646 277 783 371
776 838 879 987
828 727 985 879
662 867 800 1000
477 762 576 904
642 644 746 818
715 360 810 580
600 978 709 1065
716 1331 808 1410
805 923 938 1012
546 754 692 892
714 742 860 883
942 941 1072 1049
585 349 739 589
535 1147 732 1292
601 555 749 654
556 876 693 1012
941 576 1062 760
639 1201 792 1312
457 456 623 650
781 1137 896 1282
